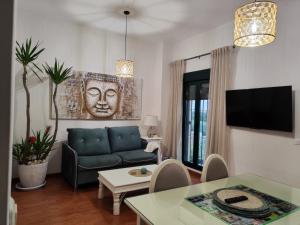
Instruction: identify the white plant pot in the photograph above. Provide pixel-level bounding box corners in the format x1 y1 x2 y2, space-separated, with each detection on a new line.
18 161 48 188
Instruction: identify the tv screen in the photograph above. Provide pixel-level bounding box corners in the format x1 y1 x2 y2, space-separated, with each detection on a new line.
226 86 293 132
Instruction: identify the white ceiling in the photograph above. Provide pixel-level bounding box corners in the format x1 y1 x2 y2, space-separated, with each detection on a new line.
18 0 251 41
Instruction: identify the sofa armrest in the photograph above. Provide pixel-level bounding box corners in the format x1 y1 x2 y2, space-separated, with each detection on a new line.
62 143 78 190
141 138 148 149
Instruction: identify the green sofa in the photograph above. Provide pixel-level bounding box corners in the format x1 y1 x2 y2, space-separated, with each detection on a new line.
62 126 157 190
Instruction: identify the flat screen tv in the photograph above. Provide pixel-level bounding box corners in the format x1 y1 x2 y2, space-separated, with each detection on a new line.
226 86 293 132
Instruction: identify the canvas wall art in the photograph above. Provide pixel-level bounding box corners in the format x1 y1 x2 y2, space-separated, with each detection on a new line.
50 71 142 120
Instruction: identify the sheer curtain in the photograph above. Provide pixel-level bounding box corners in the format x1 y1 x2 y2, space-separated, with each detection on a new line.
206 46 233 162
164 60 186 158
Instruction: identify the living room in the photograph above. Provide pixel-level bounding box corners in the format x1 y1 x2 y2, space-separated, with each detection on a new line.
1 0 300 225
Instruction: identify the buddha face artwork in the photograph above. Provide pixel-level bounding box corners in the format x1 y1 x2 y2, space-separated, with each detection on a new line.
50 71 142 120
84 77 120 118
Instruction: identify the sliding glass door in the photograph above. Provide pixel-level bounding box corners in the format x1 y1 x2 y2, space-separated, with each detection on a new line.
182 69 210 170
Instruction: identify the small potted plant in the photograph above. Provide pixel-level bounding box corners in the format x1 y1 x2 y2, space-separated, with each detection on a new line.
13 127 53 188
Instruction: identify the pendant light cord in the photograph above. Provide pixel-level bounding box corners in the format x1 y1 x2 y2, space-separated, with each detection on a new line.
125 13 128 60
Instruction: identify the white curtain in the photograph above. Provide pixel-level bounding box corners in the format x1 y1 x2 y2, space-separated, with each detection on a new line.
164 60 186 158
206 46 233 162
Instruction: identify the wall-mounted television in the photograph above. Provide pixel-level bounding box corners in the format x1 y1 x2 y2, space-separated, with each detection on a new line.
226 86 293 132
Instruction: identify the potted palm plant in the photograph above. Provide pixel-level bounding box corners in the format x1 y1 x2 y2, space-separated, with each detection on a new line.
14 38 72 189
43 59 72 151
15 38 45 141
14 38 49 189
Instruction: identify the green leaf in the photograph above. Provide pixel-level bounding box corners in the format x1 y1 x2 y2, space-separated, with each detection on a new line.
30 129 54 161
15 38 45 66
43 59 72 85
25 38 31 57
29 67 43 82
30 48 45 61
32 62 43 73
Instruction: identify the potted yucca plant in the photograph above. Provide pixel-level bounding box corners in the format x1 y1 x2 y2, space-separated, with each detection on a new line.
15 38 44 141
43 59 72 151
14 38 72 189
14 38 50 189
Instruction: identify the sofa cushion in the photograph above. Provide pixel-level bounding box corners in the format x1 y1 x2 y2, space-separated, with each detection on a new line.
78 154 122 171
67 128 111 156
108 126 142 152
114 149 157 166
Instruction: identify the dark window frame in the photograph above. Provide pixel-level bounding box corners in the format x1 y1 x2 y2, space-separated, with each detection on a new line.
182 69 210 171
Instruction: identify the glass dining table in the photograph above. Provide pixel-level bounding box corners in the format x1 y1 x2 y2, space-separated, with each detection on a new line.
124 174 300 225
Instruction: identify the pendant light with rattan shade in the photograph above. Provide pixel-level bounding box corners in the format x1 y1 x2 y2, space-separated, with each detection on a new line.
234 1 277 47
116 10 134 78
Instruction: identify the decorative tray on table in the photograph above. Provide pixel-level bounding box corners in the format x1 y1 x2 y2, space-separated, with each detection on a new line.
186 185 300 225
212 188 271 218
128 168 152 177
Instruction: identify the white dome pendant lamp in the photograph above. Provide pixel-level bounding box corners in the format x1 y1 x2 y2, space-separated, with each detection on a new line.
234 0 278 47
115 10 134 78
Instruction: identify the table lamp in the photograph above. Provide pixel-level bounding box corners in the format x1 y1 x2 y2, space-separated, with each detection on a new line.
143 115 159 137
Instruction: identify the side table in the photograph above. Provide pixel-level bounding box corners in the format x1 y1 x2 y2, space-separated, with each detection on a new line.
141 136 163 164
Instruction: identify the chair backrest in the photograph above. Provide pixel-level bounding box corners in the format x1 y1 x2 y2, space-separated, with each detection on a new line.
201 154 229 183
149 159 192 193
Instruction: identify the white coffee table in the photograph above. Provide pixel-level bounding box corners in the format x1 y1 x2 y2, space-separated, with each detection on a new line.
98 164 157 215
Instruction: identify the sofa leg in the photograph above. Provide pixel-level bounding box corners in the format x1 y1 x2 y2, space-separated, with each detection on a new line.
73 169 78 192
73 178 78 192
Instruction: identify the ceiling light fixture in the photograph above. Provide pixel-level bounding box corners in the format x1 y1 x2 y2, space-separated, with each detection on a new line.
234 0 277 47
116 10 134 78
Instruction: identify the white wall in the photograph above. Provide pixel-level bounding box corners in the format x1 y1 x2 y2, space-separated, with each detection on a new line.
162 1 300 187
14 9 163 176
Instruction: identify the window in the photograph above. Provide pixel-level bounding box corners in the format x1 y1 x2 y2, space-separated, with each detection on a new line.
182 69 210 170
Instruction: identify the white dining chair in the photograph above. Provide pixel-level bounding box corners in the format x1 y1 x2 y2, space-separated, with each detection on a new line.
149 159 192 193
137 159 192 225
201 154 229 182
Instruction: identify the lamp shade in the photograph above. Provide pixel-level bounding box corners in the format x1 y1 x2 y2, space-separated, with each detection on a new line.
115 59 134 78
234 1 277 47
143 115 159 127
